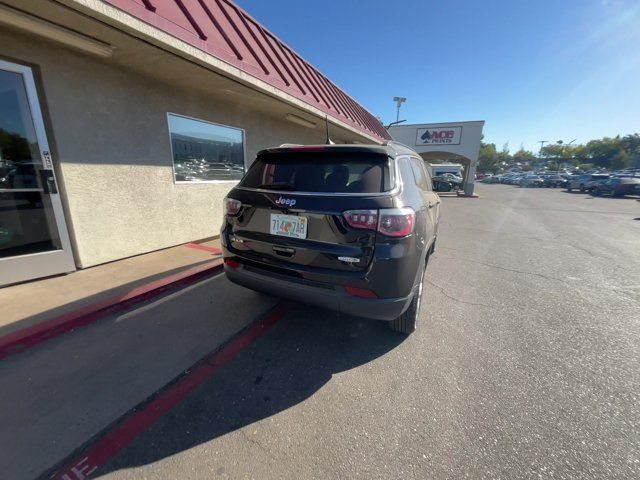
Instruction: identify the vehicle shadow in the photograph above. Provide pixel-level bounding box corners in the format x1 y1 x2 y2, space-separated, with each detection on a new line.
583 194 640 200
96 304 406 476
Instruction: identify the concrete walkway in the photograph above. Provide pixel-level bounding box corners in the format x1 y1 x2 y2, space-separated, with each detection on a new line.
0 239 222 337
0 270 278 480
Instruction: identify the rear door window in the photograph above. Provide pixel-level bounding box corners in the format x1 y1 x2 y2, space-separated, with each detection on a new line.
240 151 393 193
409 158 432 191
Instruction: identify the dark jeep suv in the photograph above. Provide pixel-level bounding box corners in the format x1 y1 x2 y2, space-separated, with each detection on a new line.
220 142 441 334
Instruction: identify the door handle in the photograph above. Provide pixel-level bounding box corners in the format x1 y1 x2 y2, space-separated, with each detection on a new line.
273 245 295 257
39 170 58 194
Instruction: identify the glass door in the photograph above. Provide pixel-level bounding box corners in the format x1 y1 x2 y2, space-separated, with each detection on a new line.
0 60 75 286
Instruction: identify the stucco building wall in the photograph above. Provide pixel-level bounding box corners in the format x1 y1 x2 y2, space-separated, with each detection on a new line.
0 28 331 267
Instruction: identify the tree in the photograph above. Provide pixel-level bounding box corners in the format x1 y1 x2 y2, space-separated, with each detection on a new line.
610 150 630 170
0 128 32 162
496 143 511 166
478 132 638 173
512 148 536 164
478 142 499 173
541 144 564 159
585 137 621 168
620 134 640 157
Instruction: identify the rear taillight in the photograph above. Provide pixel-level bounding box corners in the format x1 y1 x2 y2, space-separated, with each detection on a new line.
343 208 415 237
343 209 378 230
345 286 378 298
224 197 242 216
225 258 239 269
377 208 415 237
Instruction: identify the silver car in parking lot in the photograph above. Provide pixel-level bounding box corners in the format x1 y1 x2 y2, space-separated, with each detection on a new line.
519 174 544 187
566 173 610 192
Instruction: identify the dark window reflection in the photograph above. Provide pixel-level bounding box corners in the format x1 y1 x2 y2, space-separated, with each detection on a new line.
168 114 245 182
1 69 60 257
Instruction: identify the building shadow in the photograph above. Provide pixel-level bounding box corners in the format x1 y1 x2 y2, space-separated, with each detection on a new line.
0 257 218 339
95 304 406 476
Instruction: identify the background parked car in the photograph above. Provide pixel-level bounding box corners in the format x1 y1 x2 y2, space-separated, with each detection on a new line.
519 174 544 187
541 174 565 187
481 175 501 183
441 172 463 187
432 173 462 191
566 173 610 192
507 173 526 185
591 177 640 197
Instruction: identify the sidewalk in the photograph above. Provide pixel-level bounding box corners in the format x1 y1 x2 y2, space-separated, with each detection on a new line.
0 256 279 480
0 239 223 339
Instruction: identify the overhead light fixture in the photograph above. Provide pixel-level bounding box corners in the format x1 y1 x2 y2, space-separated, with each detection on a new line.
0 5 115 57
392 96 407 124
285 114 316 129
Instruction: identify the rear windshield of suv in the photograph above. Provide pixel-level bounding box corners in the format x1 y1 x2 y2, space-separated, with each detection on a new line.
239 151 393 193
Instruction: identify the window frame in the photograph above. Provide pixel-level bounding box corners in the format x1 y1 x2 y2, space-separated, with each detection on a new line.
409 156 433 192
237 154 400 197
167 112 246 185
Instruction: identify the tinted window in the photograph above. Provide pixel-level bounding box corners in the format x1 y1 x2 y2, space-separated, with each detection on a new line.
168 114 244 183
240 151 392 193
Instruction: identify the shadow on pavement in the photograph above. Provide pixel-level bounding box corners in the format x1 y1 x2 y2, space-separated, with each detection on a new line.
0 259 217 338
96 303 405 476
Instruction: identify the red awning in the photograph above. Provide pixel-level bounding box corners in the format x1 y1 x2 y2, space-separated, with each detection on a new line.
104 0 391 141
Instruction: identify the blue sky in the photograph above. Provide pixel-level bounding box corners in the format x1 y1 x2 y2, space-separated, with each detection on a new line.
235 0 639 152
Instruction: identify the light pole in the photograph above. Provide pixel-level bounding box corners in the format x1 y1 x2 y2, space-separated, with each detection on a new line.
393 96 406 124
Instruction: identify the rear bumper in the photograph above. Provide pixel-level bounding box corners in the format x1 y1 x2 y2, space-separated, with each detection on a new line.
224 263 414 321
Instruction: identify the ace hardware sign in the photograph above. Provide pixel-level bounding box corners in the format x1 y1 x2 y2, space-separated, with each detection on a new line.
416 126 462 145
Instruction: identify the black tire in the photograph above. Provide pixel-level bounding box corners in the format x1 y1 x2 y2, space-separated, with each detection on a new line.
580 184 586 192
566 186 572 192
389 259 426 334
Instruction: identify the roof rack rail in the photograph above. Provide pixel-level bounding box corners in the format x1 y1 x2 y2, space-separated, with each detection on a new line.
383 140 419 156
383 140 410 149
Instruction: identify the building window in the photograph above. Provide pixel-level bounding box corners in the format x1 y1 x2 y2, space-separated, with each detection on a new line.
167 113 245 183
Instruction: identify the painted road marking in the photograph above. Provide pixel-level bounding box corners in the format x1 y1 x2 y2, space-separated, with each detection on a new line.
185 242 223 254
59 457 96 480
0 260 223 360
46 302 293 480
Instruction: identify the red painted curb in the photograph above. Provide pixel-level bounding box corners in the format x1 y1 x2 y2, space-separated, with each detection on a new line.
185 242 223 254
47 302 293 480
0 259 223 360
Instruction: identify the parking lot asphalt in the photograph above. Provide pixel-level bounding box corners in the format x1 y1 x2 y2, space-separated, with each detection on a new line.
84 184 640 480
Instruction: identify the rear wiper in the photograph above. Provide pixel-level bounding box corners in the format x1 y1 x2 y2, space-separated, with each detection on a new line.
254 183 296 191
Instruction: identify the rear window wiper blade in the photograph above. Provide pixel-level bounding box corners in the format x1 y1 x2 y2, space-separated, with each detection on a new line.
254 183 297 191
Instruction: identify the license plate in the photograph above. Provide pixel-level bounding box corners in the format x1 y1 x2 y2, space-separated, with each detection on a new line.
270 214 307 239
